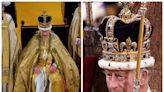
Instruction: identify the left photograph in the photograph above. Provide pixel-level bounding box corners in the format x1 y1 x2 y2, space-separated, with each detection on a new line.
2 2 81 92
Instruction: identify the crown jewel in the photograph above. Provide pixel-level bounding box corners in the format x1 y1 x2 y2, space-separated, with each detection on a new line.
100 3 152 62
38 11 52 29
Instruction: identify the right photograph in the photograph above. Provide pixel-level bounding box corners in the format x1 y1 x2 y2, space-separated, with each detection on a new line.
83 2 162 92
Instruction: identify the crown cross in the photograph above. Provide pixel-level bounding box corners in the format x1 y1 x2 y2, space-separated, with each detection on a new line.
42 10 47 23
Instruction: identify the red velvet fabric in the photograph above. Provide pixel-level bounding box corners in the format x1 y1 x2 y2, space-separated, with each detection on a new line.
84 56 98 92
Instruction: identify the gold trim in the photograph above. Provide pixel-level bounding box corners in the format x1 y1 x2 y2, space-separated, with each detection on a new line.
100 3 152 62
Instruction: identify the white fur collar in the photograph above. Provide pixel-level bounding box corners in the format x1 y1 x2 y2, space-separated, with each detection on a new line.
38 25 52 31
147 86 151 92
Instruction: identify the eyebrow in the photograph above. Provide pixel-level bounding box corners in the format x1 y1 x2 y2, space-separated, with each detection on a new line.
115 72 126 76
104 70 127 75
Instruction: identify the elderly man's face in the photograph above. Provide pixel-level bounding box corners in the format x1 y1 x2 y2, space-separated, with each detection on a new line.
104 70 135 92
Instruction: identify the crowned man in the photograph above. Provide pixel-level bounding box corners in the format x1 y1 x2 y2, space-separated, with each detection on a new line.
98 2 155 92
14 12 79 92
2 2 21 92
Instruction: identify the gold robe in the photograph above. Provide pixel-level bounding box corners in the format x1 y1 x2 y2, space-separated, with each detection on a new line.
2 13 21 92
68 6 81 60
14 31 79 92
31 34 65 92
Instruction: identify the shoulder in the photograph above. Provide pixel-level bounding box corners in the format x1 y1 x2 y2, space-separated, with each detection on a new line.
50 31 62 43
50 31 58 38
28 33 41 44
23 32 40 51
74 6 80 14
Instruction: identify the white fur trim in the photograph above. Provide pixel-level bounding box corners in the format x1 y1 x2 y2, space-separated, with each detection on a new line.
38 25 52 31
98 56 155 70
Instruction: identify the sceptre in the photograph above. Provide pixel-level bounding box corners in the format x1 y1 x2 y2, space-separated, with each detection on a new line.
134 2 147 92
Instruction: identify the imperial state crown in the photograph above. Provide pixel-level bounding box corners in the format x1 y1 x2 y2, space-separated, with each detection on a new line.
98 2 155 70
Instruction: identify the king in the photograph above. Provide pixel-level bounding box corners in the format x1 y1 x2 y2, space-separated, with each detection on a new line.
14 12 79 92
98 2 155 92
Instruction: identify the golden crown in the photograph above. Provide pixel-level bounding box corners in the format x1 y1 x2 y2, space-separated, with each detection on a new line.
38 11 52 28
100 3 152 62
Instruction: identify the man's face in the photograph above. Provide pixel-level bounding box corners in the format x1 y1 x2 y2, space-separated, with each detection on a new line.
105 70 135 92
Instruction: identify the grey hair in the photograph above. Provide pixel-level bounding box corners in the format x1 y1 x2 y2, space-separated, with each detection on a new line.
133 68 151 85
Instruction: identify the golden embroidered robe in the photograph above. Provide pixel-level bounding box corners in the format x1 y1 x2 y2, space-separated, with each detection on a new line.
2 13 21 92
68 6 81 60
14 31 79 92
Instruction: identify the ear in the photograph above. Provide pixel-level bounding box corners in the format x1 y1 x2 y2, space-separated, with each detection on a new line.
140 69 148 86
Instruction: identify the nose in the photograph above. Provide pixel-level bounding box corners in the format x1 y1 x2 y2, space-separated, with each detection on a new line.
109 74 118 89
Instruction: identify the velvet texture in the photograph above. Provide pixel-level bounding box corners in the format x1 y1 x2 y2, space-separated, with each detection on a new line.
114 20 140 44
84 56 98 92
98 18 152 50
